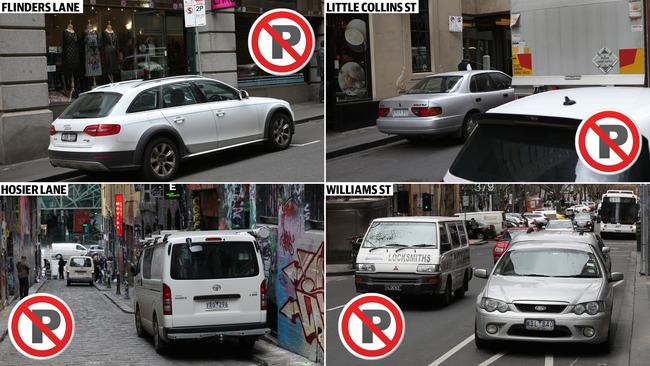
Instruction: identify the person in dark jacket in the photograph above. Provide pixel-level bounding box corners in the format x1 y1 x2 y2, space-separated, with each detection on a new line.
16 256 30 299
58 257 66 280
458 55 472 71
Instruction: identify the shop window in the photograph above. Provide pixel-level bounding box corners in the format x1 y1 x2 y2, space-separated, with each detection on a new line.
330 14 372 103
45 7 187 105
410 0 431 73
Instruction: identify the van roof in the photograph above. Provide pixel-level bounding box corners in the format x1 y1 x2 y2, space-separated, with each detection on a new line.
372 216 463 223
152 230 257 245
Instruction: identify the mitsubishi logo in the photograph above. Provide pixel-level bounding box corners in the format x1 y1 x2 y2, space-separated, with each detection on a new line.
393 266 399 271
212 284 221 292
534 305 547 311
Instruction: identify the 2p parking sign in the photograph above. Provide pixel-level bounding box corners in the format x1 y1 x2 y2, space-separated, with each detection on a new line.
8 294 75 360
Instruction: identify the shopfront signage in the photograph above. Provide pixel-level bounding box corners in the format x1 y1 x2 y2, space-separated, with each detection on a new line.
115 194 123 237
184 0 206 28
212 0 236 10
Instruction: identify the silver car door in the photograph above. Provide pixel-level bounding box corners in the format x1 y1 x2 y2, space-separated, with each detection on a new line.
160 82 218 153
469 73 492 112
192 80 261 147
488 72 516 108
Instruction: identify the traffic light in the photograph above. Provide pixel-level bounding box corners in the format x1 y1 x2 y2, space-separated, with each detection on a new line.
422 193 432 212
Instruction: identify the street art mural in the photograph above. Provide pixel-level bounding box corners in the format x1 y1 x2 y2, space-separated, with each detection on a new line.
276 189 324 363
219 184 249 230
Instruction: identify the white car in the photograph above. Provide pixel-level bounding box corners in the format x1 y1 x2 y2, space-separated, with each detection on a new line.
48 75 295 180
66 256 94 286
133 229 270 353
571 204 591 213
444 87 650 182
51 242 88 260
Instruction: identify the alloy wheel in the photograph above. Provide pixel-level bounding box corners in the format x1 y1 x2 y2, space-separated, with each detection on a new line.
272 117 291 146
149 143 176 178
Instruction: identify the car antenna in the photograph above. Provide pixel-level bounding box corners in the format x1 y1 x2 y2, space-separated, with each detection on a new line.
563 96 576 106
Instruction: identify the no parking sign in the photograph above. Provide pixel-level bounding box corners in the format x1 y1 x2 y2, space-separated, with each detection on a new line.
8 294 74 360
338 293 405 360
248 8 315 76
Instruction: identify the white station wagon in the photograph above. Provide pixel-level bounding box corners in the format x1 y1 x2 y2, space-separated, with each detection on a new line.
48 75 295 180
133 229 270 353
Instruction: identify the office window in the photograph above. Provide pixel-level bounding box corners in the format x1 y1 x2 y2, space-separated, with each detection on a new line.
410 0 431 73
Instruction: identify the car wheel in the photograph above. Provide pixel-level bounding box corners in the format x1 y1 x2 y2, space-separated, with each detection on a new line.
239 336 257 349
461 111 479 141
267 113 293 150
439 277 452 306
405 136 426 144
135 306 145 338
596 321 612 353
455 272 468 298
142 137 179 181
474 324 492 350
152 315 167 354
66 280 70 286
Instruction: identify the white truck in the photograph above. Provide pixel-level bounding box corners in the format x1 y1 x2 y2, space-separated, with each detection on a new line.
510 0 646 95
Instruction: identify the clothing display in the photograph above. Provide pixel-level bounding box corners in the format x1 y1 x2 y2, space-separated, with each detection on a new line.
84 30 102 77
103 31 119 74
62 30 81 72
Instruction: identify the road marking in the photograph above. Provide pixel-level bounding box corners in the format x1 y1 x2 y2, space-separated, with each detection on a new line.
327 304 345 312
478 352 506 366
545 353 553 366
427 334 474 366
612 280 625 287
291 140 320 147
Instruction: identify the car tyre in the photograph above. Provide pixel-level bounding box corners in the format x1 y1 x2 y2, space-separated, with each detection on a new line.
439 277 452 306
142 137 179 181
267 113 293 150
455 272 468 298
461 111 479 141
152 315 167 354
239 336 257 349
135 306 145 338
474 325 492 350
596 319 612 353
66 280 70 286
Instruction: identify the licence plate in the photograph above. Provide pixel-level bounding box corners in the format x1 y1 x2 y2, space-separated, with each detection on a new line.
61 132 77 142
392 108 410 117
205 300 228 311
385 284 401 291
74 270 85 273
525 319 555 331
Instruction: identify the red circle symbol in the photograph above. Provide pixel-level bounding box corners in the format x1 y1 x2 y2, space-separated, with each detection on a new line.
338 293 405 360
575 110 642 175
247 8 315 76
8 294 75 360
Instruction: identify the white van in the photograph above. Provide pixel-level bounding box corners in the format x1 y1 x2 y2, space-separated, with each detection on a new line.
51 242 88 260
133 229 270 353
355 217 472 306
454 211 506 232
66 256 94 286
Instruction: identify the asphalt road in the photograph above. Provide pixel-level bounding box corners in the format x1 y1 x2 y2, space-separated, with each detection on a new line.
326 137 463 181
66 119 324 182
325 234 637 366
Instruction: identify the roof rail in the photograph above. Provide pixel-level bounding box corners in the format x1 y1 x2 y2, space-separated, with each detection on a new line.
132 75 204 88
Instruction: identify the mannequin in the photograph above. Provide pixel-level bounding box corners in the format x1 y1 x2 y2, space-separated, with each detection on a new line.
102 21 119 83
62 20 81 98
84 20 102 87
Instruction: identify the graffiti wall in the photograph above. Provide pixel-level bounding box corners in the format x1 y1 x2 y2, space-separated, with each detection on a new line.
276 192 325 363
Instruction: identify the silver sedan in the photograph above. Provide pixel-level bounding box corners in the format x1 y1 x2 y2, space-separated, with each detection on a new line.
376 70 514 141
473 241 623 350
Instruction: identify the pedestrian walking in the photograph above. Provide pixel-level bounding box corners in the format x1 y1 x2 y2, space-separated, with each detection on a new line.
58 257 65 280
16 256 30 299
458 55 472 71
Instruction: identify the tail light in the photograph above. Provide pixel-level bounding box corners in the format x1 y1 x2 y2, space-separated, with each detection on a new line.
411 106 442 117
494 241 509 253
49 125 56 136
162 283 172 315
378 107 389 117
84 124 121 137
260 279 267 311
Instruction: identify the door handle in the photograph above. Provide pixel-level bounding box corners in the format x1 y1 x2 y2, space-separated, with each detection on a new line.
475 98 482 102
503 93 509 98
215 110 226 117
173 117 185 124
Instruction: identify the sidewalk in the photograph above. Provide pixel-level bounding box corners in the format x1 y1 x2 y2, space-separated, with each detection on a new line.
0 279 48 343
0 101 323 182
631 255 650 366
327 264 354 277
93 280 134 314
326 125 403 159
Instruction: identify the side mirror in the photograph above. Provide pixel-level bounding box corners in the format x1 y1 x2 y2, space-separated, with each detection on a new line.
250 225 270 239
240 90 249 99
474 268 489 279
354 237 363 246
440 243 451 253
610 272 624 282
601 246 610 254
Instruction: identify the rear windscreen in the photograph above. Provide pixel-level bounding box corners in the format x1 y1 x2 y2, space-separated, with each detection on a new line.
60 92 121 119
70 258 91 267
449 116 650 182
171 242 258 280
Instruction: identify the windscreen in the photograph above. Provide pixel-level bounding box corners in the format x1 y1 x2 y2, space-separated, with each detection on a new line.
601 197 638 225
407 76 462 94
362 222 438 248
70 257 91 267
171 242 258 280
449 116 650 182
546 220 573 229
60 92 121 119
494 248 601 278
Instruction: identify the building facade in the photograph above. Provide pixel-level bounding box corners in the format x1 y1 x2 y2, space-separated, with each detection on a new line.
0 1 323 165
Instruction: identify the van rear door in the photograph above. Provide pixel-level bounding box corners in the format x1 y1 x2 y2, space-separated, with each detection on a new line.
168 240 264 327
